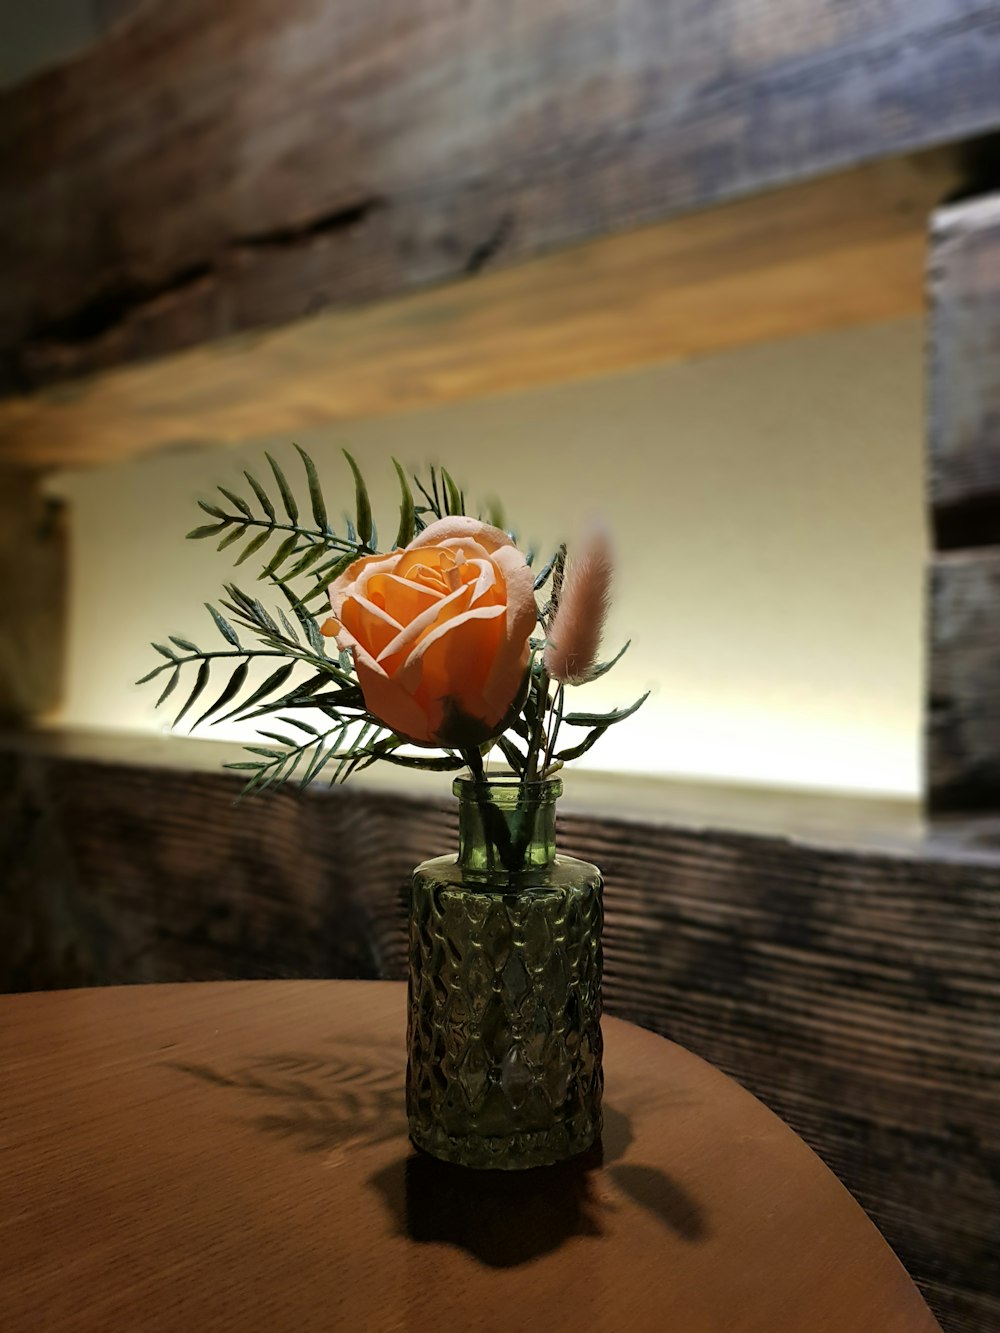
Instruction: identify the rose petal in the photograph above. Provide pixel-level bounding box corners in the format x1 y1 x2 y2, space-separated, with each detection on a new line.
409 516 512 555
340 593 404 659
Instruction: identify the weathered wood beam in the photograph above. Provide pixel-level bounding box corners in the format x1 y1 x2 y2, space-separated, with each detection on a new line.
3 0 999 397
0 151 958 470
927 191 1000 812
1 730 996 1330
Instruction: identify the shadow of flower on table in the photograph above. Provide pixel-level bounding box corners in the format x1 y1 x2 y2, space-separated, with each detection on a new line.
170 1055 708 1265
168 1037 407 1154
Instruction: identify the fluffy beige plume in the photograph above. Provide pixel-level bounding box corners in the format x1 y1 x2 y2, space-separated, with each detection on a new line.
543 522 614 685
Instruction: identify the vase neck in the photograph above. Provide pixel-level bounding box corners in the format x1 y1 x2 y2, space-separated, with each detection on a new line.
454 775 562 876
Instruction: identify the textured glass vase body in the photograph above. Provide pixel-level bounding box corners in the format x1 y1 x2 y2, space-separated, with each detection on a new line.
407 776 603 1169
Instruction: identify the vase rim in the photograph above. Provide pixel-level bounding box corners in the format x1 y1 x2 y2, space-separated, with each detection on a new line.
453 770 563 798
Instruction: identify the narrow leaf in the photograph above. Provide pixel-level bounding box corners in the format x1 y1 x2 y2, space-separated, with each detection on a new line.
169 636 200 653
285 543 328 580
234 528 273 567
198 500 227 520
279 715 321 736
562 692 650 728
533 550 559 591
260 532 300 580
191 661 250 729
206 604 241 649
218 486 253 519
174 660 211 726
554 724 609 763
152 642 178 662
136 662 170 685
266 452 299 525
342 449 372 545
217 525 247 552
244 470 276 521
390 457 415 548
220 662 295 719
156 667 181 707
496 734 526 776
187 522 229 540
295 444 329 532
584 639 632 682
441 468 462 516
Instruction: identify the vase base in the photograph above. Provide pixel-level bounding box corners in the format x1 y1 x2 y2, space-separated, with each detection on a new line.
408 1111 602 1170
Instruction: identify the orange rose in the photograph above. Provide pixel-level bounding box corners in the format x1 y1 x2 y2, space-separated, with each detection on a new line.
327 517 537 746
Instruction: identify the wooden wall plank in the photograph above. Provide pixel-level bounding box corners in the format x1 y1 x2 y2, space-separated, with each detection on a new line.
2 737 997 1329
0 151 956 470
2 0 999 396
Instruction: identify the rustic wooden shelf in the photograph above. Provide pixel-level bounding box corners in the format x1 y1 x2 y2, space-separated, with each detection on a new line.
0 150 956 470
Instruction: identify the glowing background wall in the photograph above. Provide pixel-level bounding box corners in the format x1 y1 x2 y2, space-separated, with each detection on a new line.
50 316 925 797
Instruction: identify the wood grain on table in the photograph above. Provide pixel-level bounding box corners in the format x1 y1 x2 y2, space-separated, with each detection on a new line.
0 981 939 1332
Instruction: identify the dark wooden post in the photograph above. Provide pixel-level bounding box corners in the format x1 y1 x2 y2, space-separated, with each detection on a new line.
928 193 1000 811
0 467 66 723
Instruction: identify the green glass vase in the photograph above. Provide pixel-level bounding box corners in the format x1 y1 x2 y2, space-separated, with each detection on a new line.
406 774 603 1169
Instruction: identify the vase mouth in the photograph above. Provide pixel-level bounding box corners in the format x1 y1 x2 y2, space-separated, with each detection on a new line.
453 771 563 801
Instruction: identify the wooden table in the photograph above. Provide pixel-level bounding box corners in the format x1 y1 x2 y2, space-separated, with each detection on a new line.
0 981 938 1332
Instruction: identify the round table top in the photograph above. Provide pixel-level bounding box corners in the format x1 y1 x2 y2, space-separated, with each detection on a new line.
0 981 937 1333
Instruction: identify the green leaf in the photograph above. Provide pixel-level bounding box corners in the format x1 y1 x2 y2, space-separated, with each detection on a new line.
533 550 560 591
583 640 632 682
174 660 211 726
234 528 273 567
257 729 299 748
302 731 345 787
562 692 649 728
135 662 170 685
295 444 329 532
206 604 241 649
198 500 227 520
441 468 462 516
224 761 267 771
191 661 250 729
221 662 296 718
284 543 328 579
304 614 327 657
307 548 359 589
365 744 465 772
218 486 253 520
152 642 177 662
342 449 372 545
392 458 415 548
486 496 505 529
187 521 229 540
260 532 300 580
169 636 200 653
266 452 299 525
554 724 609 763
217 525 246 552
496 734 526 776
156 667 180 707
279 715 321 736
244 470 276 522
277 607 300 642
